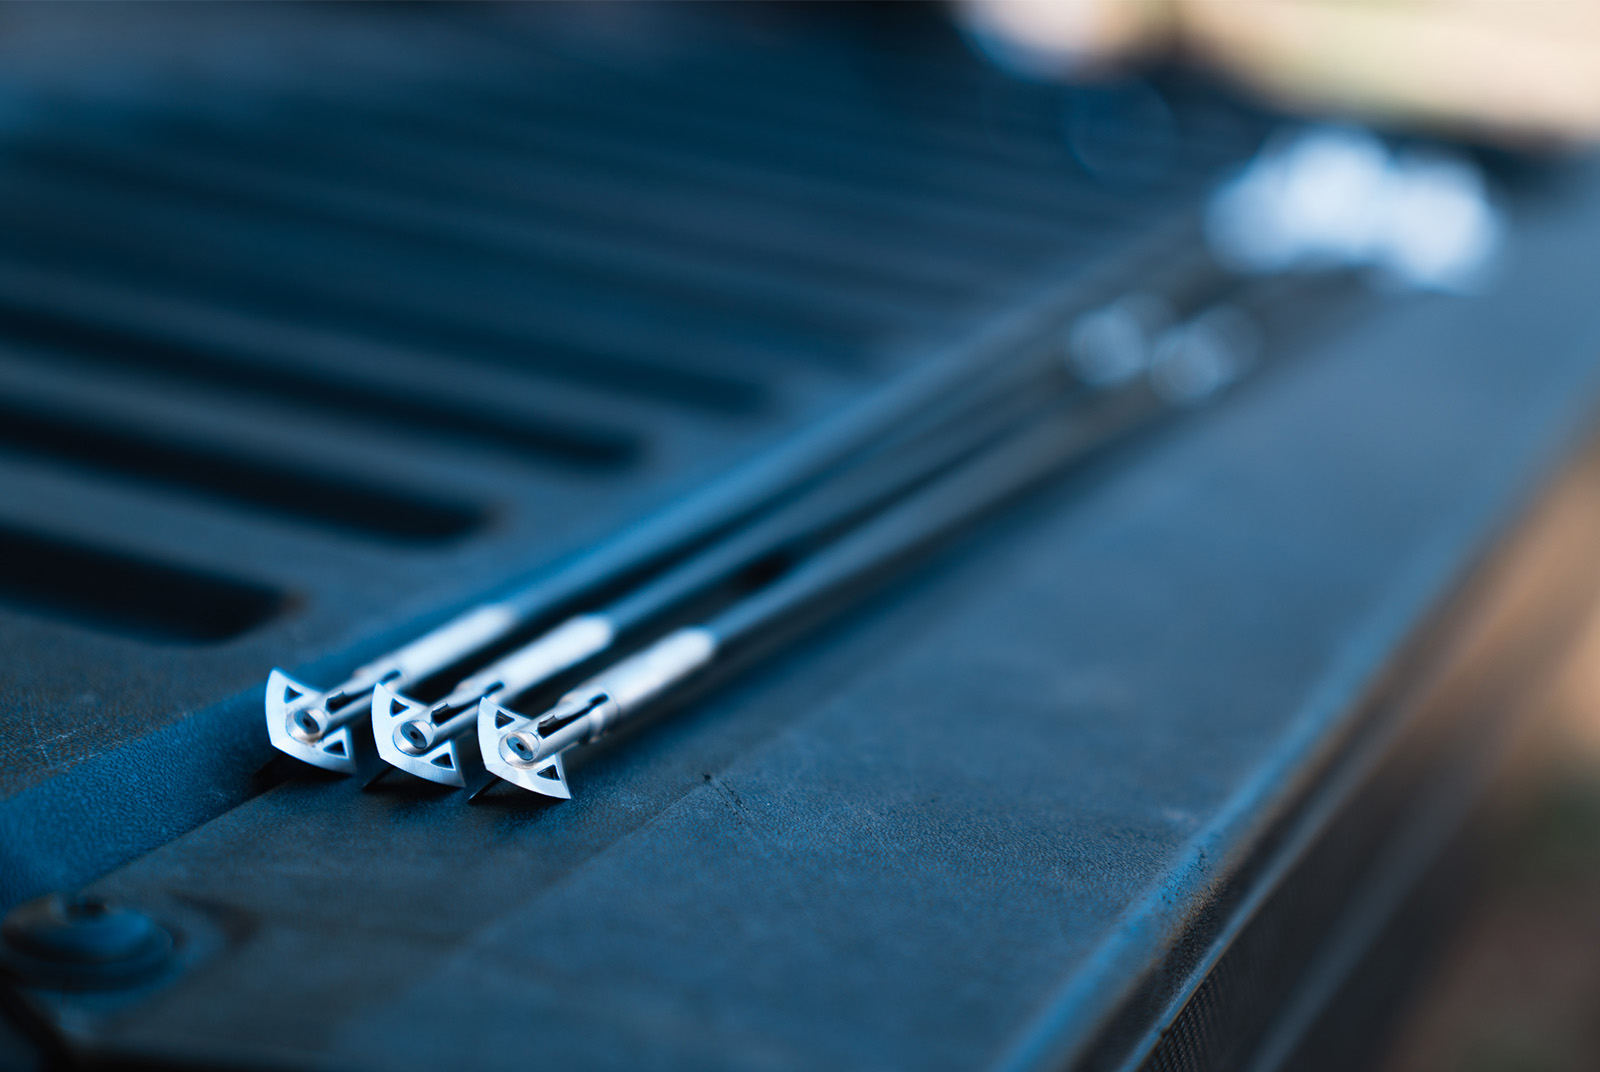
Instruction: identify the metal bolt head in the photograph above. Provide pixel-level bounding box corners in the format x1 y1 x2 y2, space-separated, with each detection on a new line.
288 706 328 742
500 731 540 767
394 719 435 756
0 893 171 990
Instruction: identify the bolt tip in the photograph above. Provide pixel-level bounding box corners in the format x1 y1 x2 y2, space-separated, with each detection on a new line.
394 719 436 756
500 730 540 767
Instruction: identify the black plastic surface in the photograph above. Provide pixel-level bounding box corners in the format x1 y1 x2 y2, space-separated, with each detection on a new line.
5 7 1600 1072
10 164 1599 1072
0 4 1263 911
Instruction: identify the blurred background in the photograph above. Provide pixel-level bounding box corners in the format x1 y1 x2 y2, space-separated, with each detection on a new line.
966 6 1600 1070
954 12 1600 1067
1379 606 1600 1072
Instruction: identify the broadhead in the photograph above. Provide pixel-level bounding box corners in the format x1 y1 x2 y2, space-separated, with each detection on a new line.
265 668 364 774
371 683 483 789
477 698 571 799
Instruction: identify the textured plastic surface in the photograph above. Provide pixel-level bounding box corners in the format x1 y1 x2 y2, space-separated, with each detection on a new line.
0 5 1262 912
13 166 1600 1070
7 8 1600 1070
